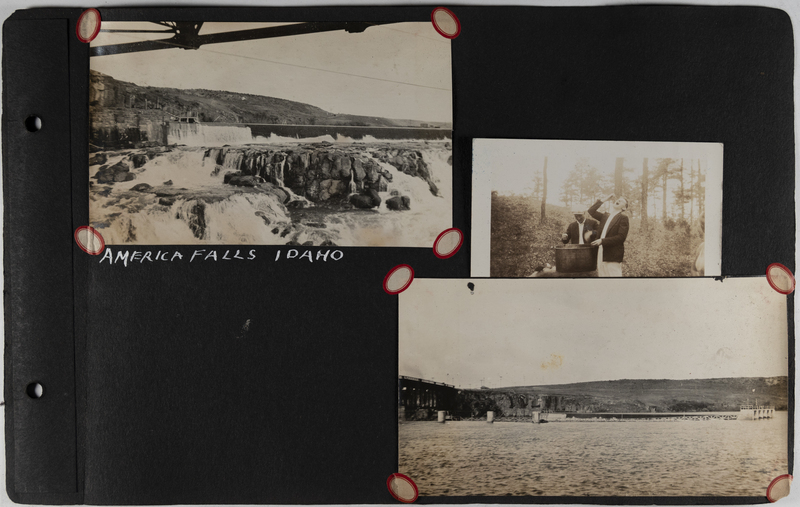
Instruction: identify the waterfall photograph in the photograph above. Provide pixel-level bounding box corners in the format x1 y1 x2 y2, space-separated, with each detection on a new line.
88 21 452 246
398 278 789 498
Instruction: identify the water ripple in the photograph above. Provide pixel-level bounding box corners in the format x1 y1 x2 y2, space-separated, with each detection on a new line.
399 415 788 497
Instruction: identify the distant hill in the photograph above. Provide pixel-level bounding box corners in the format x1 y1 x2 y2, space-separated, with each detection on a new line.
89 70 451 128
476 377 789 412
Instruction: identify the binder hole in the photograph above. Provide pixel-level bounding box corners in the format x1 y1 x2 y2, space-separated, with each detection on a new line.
26 382 43 399
25 115 42 132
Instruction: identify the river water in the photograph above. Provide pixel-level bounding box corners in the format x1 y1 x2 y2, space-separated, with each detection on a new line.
89 140 451 246
398 414 788 497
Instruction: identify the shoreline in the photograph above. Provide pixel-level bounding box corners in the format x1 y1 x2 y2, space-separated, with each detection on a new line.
401 411 788 423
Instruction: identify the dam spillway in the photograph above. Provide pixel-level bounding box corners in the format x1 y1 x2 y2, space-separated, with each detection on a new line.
247 123 452 141
166 122 452 147
737 405 775 420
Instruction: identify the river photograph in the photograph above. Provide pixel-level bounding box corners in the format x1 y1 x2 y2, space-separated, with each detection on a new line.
398 278 789 498
88 21 452 247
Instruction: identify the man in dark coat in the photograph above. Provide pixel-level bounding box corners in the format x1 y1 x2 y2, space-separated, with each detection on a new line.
588 194 630 277
561 209 599 245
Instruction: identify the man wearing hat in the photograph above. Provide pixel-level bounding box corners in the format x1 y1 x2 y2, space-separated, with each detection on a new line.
561 208 599 245
588 194 630 277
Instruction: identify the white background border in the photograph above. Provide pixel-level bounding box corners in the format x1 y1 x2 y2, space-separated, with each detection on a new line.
471 139 724 277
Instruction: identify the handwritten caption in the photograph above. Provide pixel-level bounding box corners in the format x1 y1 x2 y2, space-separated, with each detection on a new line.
99 248 344 267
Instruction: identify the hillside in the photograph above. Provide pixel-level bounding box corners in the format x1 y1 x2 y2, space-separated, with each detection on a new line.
89 70 451 128
477 377 789 413
490 192 575 276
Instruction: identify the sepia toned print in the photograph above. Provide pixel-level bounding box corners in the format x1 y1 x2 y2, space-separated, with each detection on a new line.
472 139 722 277
89 22 452 246
398 278 788 497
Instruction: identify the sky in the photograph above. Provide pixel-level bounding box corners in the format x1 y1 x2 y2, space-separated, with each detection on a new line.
474 139 723 213
399 278 788 389
90 22 452 124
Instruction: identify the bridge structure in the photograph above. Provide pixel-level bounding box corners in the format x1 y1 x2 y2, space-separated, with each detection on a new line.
398 376 459 418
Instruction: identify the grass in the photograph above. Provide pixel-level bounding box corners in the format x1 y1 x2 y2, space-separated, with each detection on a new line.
490 193 703 277
490 194 568 277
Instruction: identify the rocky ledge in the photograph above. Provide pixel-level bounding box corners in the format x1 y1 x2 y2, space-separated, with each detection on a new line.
90 147 174 183
91 142 447 213
203 141 447 204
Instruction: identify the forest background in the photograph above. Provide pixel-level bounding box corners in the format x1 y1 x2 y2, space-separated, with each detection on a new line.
491 157 706 277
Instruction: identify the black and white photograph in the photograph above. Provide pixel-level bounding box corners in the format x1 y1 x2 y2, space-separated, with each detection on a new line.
471 139 723 277
89 22 452 246
398 278 788 497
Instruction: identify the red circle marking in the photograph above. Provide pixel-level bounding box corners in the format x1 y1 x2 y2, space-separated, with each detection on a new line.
431 7 461 39
766 263 795 295
76 9 101 43
767 474 792 502
383 264 414 295
433 227 463 259
387 473 418 503
74 226 105 255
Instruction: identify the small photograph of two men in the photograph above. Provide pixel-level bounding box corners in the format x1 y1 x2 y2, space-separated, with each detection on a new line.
471 139 723 278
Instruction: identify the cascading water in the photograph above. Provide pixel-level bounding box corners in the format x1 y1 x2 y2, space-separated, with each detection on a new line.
370 148 450 210
94 193 292 245
90 140 452 247
348 170 357 194
209 148 311 209
276 152 286 187
279 146 452 247
223 151 244 172
168 123 255 146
